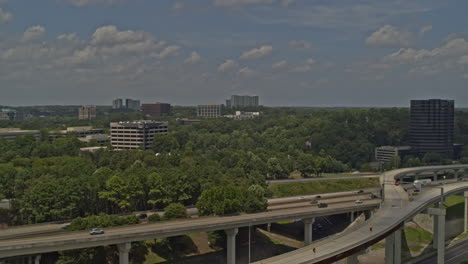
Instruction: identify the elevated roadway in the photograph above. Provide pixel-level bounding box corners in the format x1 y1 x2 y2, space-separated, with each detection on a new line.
0 189 379 241
254 165 468 264
0 200 380 259
266 174 379 185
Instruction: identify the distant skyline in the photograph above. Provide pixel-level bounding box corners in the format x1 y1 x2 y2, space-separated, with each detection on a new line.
1 0 468 107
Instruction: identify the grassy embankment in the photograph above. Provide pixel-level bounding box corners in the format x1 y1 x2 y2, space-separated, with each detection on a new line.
268 178 380 197
443 195 465 219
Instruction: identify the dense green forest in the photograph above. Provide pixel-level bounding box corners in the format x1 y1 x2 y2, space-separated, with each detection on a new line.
1 107 468 226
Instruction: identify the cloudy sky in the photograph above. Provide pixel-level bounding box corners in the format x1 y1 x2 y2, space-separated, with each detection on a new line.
1 0 468 107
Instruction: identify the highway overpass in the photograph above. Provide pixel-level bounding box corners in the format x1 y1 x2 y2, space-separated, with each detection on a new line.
254 165 468 264
0 199 379 263
2 165 467 264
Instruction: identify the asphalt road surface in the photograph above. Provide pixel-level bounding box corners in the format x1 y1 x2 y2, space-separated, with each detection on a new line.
418 241 468 264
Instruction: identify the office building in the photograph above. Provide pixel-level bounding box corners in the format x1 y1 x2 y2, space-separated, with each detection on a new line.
197 104 222 118
0 109 17 121
78 134 110 145
0 128 40 140
112 99 124 109
177 118 201 125
410 99 454 158
227 95 259 108
126 99 141 111
49 126 105 141
375 146 412 164
141 103 171 117
225 111 261 120
110 120 168 150
78 106 96 120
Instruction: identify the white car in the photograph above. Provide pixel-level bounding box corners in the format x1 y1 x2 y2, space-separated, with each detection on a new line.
354 200 363 204
89 228 105 235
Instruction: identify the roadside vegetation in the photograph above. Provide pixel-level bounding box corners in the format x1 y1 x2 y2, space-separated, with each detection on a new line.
268 178 380 197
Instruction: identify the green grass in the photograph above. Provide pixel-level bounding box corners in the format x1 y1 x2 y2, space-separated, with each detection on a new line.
444 195 465 219
405 227 433 244
454 232 468 241
268 178 380 197
371 243 385 250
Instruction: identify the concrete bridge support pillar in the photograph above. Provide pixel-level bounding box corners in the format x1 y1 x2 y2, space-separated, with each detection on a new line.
225 228 238 264
394 227 402 264
428 208 446 264
346 253 358 264
464 192 468 233
433 213 439 249
350 211 355 222
433 172 438 182
34 255 41 264
117 242 131 264
385 232 395 264
303 218 315 246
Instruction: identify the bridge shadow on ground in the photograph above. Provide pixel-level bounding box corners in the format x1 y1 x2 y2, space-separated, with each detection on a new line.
154 228 296 264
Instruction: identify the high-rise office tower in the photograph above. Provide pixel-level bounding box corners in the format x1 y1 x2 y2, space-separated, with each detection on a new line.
410 99 454 158
126 99 141 111
141 102 171 116
78 106 96 120
228 95 259 108
112 99 124 109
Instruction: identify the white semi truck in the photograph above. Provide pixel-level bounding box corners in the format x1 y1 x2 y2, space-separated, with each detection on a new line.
413 179 432 189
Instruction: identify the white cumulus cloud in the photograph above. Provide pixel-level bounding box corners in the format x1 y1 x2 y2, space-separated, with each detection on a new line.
22 25 46 42
218 59 238 72
184 51 201 64
0 8 12 24
240 45 273 60
153 45 181 59
366 25 418 48
272 60 288 69
238 67 256 78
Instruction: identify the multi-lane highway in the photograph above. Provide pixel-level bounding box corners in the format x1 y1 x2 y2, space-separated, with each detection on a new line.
266 174 379 184
254 165 468 264
0 196 380 258
0 188 379 241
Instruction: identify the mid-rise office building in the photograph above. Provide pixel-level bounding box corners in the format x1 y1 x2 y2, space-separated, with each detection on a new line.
110 120 168 150
0 109 17 121
176 118 201 125
142 103 171 117
78 134 110 145
410 99 454 157
0 128 41 140
126 99 141 111
112 99 124 109
375 146 412 164
197 104 223 118
78 106 96 120
227 95 259 108
225 111 261 120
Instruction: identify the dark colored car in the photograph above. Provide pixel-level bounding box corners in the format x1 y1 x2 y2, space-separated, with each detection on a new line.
315 195 322 199
357 190 364 194
369 194 378 199
310 199 318 204
318 203 328 208
138 213 148 219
